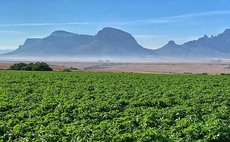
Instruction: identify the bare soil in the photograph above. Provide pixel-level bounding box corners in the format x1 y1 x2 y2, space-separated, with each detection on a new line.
76 62 230 74
1 61 230 74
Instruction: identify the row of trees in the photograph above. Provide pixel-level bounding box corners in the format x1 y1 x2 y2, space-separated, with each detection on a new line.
9 62 53 71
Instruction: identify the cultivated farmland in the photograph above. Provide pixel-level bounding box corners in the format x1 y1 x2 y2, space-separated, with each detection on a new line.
0 71 230 141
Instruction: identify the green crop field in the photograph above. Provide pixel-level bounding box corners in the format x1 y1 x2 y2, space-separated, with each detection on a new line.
0 71 230 141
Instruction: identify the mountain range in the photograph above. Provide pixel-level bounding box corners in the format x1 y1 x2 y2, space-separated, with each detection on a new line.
5 27 153 58
4 27 230 59
155 29 230 58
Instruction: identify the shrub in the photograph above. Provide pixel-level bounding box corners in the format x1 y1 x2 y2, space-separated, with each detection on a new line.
62 68 71 72
9 63 27 70
32 62 53 71
9 62 53 71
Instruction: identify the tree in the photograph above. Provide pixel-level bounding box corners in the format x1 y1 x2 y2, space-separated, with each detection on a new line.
32 62 53 71
9 63 27 70
21 63 34 71
9 62 53 71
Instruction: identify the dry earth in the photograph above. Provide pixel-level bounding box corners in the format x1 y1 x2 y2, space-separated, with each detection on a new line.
1 61 230 74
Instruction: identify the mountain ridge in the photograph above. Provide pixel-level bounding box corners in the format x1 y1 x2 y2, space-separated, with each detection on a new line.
155 28 230 58
3 27 230 59
6 27 154 57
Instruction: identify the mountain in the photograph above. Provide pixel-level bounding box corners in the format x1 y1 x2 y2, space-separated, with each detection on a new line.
155 29 230 58
5 27 154 57
155 40 190 57
4 28 230 59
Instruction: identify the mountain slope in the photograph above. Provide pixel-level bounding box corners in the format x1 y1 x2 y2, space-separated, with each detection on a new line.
8 30 95 56
155 41 190 57
6 27 154 57
155 29 230 58
4 28 230 59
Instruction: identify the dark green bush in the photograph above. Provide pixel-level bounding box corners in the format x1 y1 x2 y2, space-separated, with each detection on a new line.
32 62 53 71
9 63 27 70
9 62 53 71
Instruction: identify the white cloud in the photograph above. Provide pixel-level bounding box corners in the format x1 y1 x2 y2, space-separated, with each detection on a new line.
0 22 90 28
95 10 230 26
0 30 25 35
1 11 229 28
163 10 230 20
133 10 230 25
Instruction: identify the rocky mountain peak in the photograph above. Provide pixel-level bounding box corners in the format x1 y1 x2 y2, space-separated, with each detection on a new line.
96 27 128 36
167 40 177 46
95 27 136 42
50 30 76 37
216 29 230 41
203 35 209 39
223 29 230 34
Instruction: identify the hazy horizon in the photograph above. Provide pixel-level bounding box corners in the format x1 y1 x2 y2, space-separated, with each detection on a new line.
1 0 230 51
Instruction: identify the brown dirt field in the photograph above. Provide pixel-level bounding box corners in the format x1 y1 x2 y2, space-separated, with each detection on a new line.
1 61 230 74
0 64 11 69
46 61 230 74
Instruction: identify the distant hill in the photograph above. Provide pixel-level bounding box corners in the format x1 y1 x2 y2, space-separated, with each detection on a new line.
5 27 154 58
155 29 230 58
3 28 230 59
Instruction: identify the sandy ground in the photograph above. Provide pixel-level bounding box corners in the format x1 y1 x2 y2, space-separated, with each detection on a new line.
1 61 230 74
0 64 11 70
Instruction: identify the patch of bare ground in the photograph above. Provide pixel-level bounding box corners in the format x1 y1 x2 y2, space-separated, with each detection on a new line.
1 61 230 74
0 64 11 69
49 61 230 74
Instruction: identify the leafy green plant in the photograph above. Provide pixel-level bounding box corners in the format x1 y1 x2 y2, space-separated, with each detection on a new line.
0 71 229 141
9 62 52 71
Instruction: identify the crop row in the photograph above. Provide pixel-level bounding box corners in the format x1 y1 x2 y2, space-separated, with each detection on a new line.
0 71 230 141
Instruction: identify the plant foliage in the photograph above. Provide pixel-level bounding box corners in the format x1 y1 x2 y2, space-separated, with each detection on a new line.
0 71 229 141
9 62 53 71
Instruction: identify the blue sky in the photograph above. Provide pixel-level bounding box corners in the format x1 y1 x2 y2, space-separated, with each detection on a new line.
1 0 230 50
